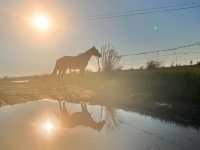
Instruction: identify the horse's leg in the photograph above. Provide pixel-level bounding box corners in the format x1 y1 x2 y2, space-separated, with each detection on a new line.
84 104 88 112
63 68 67 75
68 66 71 74
81 103 84 111
62 101 69 115
57 68 61 76
58 69 62 76
65 65 69 75
60 68 64 76
52 68 57 75
61 69 64 75
66 69 69 74
80 68 84 76
52 62 58 75
58 100 62 112
81 103 88 112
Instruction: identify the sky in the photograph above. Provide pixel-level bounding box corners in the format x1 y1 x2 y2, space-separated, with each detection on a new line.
0 0 200 76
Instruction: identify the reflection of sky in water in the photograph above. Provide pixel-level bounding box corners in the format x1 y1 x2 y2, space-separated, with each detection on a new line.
0 99 199 150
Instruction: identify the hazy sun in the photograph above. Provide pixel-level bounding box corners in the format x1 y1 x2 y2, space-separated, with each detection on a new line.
31 14 51 31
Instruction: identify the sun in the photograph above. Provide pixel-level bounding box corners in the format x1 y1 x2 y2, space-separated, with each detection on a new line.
31 14 51 31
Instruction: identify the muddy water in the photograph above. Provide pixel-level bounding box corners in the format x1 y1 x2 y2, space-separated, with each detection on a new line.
0 99 199 150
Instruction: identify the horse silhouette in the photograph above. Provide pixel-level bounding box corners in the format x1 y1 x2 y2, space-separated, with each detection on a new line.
52 46 101 75
57 101 105 131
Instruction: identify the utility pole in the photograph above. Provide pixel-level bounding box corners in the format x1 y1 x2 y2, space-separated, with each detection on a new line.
156 50 159 62
175 52 178 66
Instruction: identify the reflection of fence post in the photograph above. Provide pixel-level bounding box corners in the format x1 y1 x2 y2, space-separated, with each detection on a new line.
97 57 101 72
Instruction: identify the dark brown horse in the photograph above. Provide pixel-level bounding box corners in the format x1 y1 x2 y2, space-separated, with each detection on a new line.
52 46 101 75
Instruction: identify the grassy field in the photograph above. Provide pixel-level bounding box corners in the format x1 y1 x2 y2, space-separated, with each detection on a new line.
1 65 200 104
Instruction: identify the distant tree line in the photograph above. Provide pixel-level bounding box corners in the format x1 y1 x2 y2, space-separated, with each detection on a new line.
98 43 200 72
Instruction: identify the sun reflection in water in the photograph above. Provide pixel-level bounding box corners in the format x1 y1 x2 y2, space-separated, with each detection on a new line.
37 117 59 137
42 119 54 133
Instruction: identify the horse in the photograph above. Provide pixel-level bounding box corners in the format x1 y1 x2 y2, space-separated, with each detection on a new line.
57 101 106 131
52 46 101 75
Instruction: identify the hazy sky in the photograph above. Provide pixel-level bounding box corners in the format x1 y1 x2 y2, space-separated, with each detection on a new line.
0 0 200 76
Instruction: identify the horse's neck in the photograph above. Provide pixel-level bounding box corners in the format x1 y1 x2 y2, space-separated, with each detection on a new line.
78 50 93 61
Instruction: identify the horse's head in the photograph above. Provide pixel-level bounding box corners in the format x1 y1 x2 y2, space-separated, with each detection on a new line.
95 120 106 132
90 46 101 57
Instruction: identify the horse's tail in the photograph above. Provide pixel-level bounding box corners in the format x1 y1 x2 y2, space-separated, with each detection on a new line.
52 60 59 75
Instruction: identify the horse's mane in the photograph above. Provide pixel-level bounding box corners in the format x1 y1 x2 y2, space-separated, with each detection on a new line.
77 48 92 57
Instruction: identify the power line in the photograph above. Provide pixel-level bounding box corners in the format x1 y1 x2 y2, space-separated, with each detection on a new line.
158 51 200 57
89 1 200 18
120 42 200 67
89 3 200 20
120 42 200 57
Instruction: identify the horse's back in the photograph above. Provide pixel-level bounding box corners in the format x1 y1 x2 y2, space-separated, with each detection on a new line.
58 56 73 62
70 112 94 126
56 54 88 71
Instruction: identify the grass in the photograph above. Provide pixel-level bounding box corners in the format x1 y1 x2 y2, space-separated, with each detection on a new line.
1 65 200 104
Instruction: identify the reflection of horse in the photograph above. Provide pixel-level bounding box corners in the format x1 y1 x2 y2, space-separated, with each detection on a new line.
52 47 101 75
104 107 122 130
57 101 105 131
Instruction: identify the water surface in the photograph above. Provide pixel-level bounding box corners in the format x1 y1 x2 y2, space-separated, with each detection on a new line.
0 99 199 150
